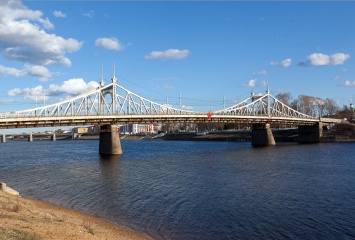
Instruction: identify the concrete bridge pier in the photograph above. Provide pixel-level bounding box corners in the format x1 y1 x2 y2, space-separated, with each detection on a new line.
28 133 33 142
99 124 122 155
298 122 322 143
1 134 6 143
251 123 276 147
51 133 56 141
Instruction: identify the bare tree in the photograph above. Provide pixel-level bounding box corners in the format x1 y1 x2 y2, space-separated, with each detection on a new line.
323 98 338 117
297 95 315 116
275 92 292 106
290 95 328 117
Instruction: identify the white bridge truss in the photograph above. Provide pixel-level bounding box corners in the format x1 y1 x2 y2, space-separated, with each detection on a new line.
2 81 194 119
0 72 341 129
213 90 315 120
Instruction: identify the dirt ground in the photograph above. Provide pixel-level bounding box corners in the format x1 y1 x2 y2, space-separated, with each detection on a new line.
0 190 151 240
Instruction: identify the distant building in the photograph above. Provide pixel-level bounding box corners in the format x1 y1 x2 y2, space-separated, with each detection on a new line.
120 124 155 135
72 127 88 134
87 125 100 134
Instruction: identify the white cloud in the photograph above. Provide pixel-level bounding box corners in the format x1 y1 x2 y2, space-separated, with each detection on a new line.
307 53 330 66
22 85 45 100
163 84 173 89
83 10 94 18
95 38 123 51
0 0 82 66
254 70 268 76
280 58 292 68
270 58 292 68
7 78 100 101
242 79 269 89
259 80 268 88
8 85 46 101
0 64 52 81
308 53 350 66
181 105 193 110
330 53 350 65
0 65 23 77
53 10 66 18
244 79 256 87
24 64 51 81
145 49 190 60
48 78 99 95
343 80 355 87
8 88 22 96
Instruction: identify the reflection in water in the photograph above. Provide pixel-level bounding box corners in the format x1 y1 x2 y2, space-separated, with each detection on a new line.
99 154 122 189
99 154 122 162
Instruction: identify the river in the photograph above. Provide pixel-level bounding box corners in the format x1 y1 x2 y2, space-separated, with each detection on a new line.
1 139 355 239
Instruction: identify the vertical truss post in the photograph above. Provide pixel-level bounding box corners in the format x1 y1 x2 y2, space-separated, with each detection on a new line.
112 65 117 115
251 87 255 115
266 84 270 116
127 93 130 115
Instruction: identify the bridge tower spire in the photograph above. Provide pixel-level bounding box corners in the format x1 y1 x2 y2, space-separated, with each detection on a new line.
100 66 105 87
112 63 117 84
251 86 255 102
266 81 270 116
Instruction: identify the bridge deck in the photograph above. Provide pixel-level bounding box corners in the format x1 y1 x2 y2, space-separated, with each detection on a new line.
0 114 341 129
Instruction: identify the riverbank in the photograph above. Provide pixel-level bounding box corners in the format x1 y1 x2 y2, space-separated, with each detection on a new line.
0 186 150 240
158 123 355 142
160 129 299 142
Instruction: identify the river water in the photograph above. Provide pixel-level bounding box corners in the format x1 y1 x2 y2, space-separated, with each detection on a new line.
1 139 355 239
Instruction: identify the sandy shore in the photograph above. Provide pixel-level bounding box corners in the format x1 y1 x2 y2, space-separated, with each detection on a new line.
0 189 151 240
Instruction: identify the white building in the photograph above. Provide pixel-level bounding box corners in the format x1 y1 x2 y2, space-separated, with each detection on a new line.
120 124 155 135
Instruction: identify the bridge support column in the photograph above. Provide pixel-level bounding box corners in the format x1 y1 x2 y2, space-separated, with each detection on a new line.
1 134 6 143
252 123 276 147
51 133 56 141
99 124 122 155
298 122 322 143
28 133 33 142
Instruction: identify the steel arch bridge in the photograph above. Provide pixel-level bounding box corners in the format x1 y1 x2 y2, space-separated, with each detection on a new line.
0 72 341 129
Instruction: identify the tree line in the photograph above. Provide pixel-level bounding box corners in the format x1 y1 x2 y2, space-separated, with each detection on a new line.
275 92 355 121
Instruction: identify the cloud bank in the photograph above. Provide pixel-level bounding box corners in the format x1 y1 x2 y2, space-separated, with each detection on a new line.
7 78 99 101
307 53 350 66
0 0 82 67
0 64 52 81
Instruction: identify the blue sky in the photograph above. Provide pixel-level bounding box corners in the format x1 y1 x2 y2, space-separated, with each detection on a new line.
1 0 355 115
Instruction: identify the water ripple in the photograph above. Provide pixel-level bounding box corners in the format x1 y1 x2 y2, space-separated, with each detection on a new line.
1 140 355 239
